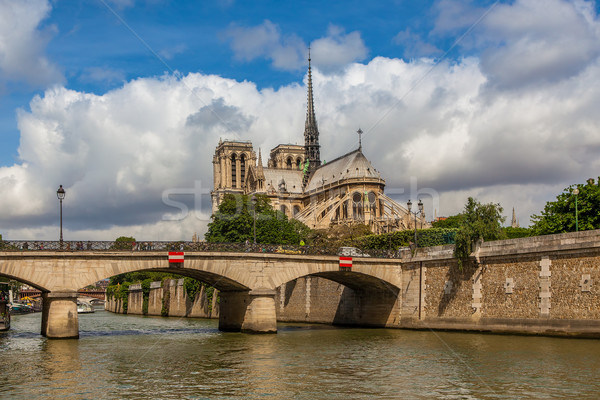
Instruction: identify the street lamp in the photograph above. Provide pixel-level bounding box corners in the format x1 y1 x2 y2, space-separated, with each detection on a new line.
56 185 65 248
407 199 424 251
573 187 579 232
251 195 257 244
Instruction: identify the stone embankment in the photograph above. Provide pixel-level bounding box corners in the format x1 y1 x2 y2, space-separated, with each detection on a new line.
106 279 219 318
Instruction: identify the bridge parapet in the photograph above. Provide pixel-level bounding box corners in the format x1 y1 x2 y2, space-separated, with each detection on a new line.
0 240 402 259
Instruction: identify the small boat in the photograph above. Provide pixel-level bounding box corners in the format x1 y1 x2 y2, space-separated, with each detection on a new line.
77 300 95 314
10 302 35 314
0 283 11 331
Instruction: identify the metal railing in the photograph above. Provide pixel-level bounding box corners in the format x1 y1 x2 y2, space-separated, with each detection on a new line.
0 240 405 259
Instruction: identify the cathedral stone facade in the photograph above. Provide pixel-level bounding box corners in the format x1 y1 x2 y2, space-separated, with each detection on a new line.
211 55 425 234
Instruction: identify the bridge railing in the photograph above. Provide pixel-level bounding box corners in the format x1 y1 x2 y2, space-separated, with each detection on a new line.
0 240 404 259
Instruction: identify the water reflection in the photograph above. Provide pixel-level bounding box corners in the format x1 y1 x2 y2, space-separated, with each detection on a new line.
3 312 600 399
40 340 83 398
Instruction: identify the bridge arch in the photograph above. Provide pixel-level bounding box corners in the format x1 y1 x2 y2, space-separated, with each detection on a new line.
266 255 402 292
0 271 51 293
266 256 403 329
80 266 250 293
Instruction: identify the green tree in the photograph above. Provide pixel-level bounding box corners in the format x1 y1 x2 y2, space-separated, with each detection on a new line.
454 197 505 266
112 236 136 250
109 271 174 286
502 226 532 239
531 180 600 235
205 194 309 245
431 214 465 229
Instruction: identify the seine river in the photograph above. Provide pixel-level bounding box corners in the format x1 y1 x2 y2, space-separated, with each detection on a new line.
2 311 600 399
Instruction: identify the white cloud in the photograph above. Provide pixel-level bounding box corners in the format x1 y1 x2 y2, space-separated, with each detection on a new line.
310 25 368 71
159 44 187 61
432 0 489 35
0 0 63 88
433 0 600 89
393 28 442 59
223 21 368 71
1 45 600 240
223 20 305 70
79 67 126 84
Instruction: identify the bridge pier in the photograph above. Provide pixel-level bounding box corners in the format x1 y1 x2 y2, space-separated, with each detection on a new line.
40 292 79 339
219 288 277 334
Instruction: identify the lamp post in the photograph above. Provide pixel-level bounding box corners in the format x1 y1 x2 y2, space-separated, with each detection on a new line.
56 185 65 248
407 199 424 250
573 187 579 232
251 195 257 244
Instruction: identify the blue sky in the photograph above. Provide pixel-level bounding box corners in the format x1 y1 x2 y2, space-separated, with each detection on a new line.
1 0 600 240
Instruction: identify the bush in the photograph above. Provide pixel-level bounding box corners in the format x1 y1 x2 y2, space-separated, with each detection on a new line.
355 228 457 250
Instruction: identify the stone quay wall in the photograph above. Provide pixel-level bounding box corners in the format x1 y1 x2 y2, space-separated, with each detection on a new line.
106 279 219 319
400 229 600 337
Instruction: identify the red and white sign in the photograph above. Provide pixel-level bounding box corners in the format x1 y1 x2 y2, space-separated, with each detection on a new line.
168 252 184 263
339 256 352 268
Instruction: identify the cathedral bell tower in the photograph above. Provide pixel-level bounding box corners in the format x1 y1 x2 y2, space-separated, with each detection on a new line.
303 48 321 185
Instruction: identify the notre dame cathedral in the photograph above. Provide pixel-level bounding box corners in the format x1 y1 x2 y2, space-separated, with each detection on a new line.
211 54 426 234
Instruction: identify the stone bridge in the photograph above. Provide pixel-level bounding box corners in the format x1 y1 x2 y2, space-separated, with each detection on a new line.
0 251 402 338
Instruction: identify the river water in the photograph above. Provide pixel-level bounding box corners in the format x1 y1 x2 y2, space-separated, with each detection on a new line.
1 311 600 399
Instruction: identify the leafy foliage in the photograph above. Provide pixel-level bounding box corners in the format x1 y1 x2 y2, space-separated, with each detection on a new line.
502 226 533 239
356 228 457 250
141 278 153 315
431 214 465 229
108 272 213 315
183 277 202 303
453 197 505 266
304 224 456 252
531 180 600 235
307 224 372 248
106 282 130 312
109 271 173 286
205 194 310 245
111 236 136 250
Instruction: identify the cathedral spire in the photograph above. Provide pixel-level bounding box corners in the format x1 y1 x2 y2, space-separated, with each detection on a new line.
257 148 262 167
257 148 264 175
256 148 265 190
304 47 321 180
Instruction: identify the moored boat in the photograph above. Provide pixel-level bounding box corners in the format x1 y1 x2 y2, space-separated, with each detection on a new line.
10 303 35 314
77 300 95 314
0 283 11 331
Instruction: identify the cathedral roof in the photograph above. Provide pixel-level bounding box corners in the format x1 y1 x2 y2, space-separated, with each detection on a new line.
263 168 304 194
305 149 383 192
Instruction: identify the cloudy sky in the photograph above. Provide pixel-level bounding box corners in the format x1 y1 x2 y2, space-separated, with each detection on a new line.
1 0 599 241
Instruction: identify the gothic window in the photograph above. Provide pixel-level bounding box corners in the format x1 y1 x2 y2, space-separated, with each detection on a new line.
240 154 246 185
286 157 292 169
293 205 300 216
296 158 302 169
352 192 363 220
368 192 377 213
231 154 237 187
280 205 288 216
